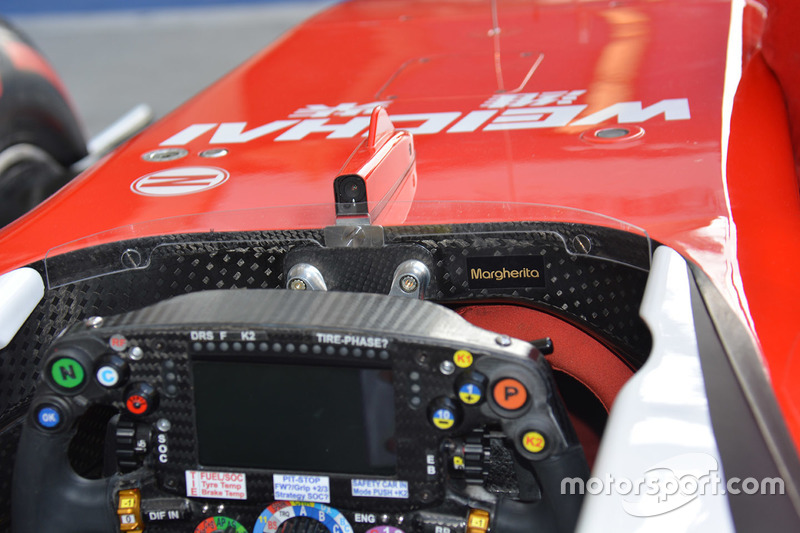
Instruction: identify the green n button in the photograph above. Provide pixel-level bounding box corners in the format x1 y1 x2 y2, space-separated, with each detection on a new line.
50 358 86 389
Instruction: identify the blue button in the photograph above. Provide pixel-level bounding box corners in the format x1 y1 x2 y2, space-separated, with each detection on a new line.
432 408 455 429
37 406 61 429
458 383 482 404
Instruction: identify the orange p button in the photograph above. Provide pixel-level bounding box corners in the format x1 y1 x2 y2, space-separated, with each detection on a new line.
492 378 528 410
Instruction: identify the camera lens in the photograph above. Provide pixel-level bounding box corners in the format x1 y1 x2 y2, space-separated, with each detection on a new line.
344 181 361 201
336 175 366 203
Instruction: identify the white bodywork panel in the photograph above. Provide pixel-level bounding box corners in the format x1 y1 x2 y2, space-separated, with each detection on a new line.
576 246 735 532
0 267 45 350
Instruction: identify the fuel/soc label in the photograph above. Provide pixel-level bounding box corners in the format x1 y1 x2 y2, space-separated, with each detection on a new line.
466 255 545 289
185 470 247 500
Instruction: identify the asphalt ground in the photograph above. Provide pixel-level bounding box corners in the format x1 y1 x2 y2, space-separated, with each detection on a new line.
4 0 295 15
7 2 333 140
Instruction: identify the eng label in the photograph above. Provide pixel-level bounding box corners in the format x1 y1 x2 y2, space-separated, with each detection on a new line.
351 479 409 499
273 475 331 503
185 470 247 500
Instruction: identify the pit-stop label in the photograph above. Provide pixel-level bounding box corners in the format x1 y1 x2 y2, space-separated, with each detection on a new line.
351 479 409 499
185 470 247 500
273 475 331 503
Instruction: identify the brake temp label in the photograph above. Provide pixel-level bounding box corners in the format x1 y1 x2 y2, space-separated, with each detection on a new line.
185 470 247 500
273 474 331 503
351 479 409 499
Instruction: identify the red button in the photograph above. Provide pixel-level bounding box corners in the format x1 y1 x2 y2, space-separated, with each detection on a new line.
126 395 148 415
493 378 528 410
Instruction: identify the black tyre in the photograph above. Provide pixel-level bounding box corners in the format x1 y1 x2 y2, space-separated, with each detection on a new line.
0 18 87 227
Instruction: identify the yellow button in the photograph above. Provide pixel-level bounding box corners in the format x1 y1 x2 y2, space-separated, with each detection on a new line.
467 509 490 533
431 406 456 430
117 489 143 532
433 416 455 430
522 431 546 453
119 496 136 509
453 350 473 368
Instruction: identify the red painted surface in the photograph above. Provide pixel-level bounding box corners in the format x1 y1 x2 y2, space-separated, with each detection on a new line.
726 50 800 448
0 0 732 271
1 1 799 444
762 0 800 175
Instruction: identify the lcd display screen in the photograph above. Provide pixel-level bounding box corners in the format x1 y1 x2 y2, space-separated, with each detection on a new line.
191 359 396 475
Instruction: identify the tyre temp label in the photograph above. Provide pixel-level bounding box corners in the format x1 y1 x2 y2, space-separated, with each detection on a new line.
185 470 247 500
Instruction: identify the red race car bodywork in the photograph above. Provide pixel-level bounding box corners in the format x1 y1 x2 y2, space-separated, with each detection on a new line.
1 1 799 532
3 0 798 444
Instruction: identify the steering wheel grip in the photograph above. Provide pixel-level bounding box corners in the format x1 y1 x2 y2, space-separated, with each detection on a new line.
12 423 116 533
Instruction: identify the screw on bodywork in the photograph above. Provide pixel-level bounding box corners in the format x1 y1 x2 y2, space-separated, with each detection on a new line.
129 346 144 361
342 225 366 247
85 316 104 328
141 148 188 162
595 127 630 139
572 234 592 254
121 249 142 269
199 148 229 158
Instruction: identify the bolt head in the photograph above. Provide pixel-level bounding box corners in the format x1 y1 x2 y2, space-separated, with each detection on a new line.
141 148 187 162
495 334 512 347
85 316 104 328
200 148 229 158
289 279 307 290
439 360 456 375
400 275 418 293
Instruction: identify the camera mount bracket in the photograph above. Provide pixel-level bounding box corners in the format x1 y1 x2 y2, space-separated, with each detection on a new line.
326 106 416 247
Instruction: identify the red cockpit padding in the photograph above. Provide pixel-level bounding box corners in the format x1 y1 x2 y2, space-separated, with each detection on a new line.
456 304 634 412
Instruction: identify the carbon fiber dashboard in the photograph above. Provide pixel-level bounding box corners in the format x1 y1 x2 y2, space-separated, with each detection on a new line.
0 222 651 530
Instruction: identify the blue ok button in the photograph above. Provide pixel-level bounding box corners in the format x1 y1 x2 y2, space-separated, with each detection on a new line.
37 406 61 429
